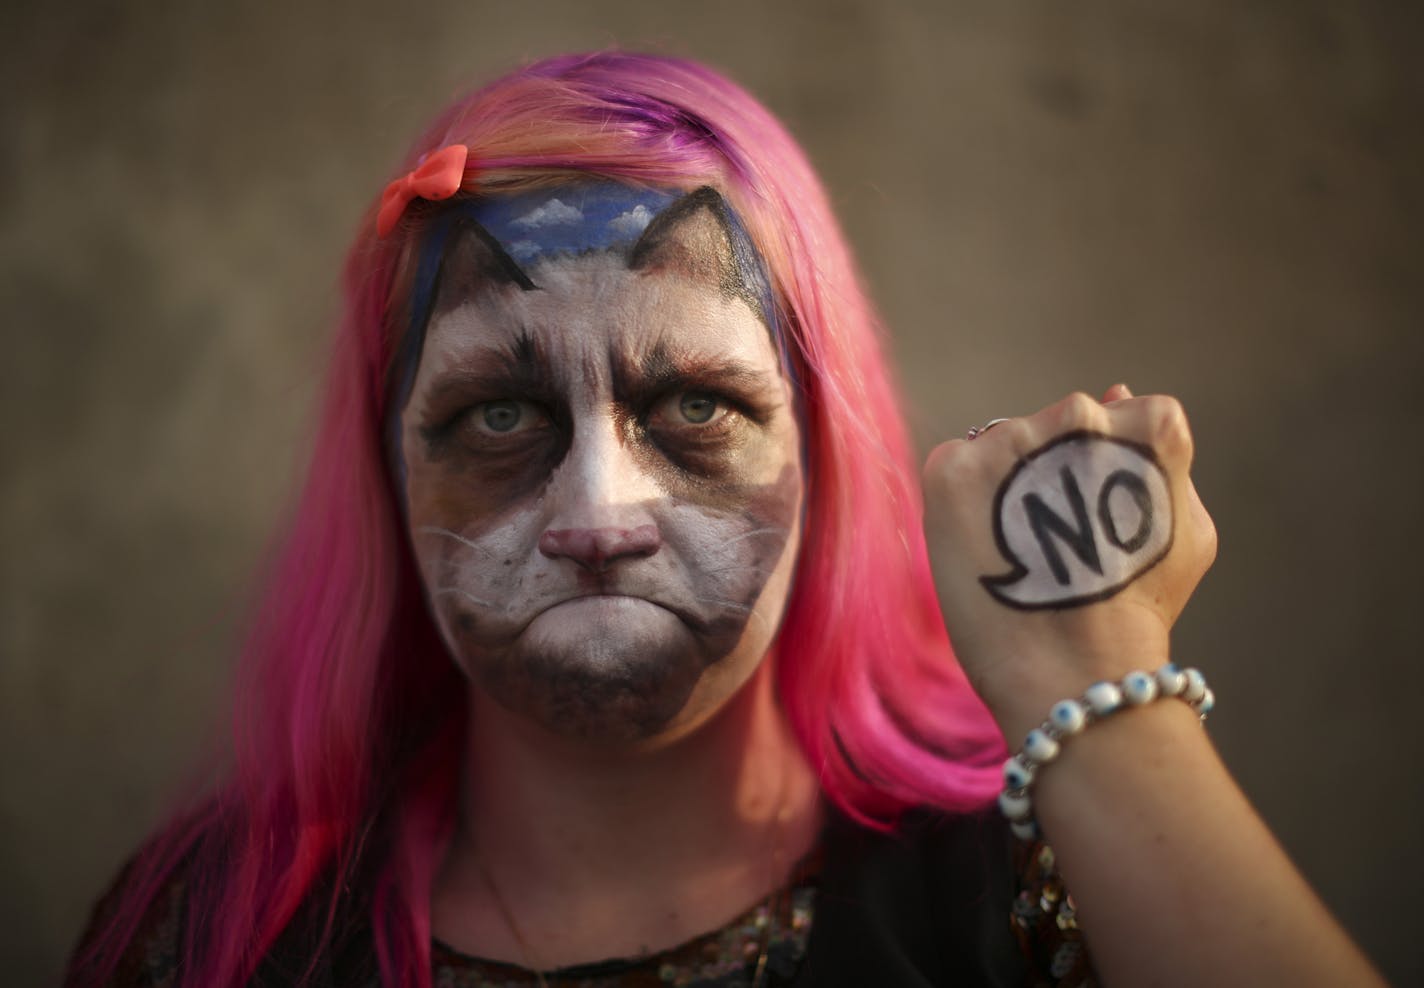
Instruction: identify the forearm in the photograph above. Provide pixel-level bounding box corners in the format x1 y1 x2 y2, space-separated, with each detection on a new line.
924 390 1383 985
1021 694 1384 987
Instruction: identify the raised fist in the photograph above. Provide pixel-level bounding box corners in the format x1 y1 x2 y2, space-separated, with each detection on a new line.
922 385 1217 738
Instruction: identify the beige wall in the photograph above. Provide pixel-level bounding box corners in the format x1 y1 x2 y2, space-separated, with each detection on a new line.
3 1 1420 983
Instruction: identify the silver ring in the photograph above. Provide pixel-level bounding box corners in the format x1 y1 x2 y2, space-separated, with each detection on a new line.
966 417 1011 441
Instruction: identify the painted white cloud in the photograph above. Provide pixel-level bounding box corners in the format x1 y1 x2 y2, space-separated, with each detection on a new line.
507 239 540 260
607 204 654 238
512 198 583 229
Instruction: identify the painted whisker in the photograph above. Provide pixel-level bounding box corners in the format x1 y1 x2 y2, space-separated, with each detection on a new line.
714 526 789 548
688 593 771 633
698 562 776 577
687 593 754 613
416 526 500 558
432 586 495 608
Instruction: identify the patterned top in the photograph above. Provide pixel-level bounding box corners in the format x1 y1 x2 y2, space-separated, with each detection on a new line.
74 815 1096 987
431 880 816 987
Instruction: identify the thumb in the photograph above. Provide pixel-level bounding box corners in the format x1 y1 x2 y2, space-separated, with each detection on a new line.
1102 382 1134 404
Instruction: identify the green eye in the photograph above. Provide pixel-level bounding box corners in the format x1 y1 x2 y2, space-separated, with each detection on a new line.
679 393 718 424
481 400 522 432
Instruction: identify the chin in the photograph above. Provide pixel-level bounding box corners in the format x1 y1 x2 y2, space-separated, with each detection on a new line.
467 602 709 743
485 653 702 744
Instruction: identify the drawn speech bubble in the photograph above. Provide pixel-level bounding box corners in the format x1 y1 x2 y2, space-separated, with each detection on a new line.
981 431 1173 609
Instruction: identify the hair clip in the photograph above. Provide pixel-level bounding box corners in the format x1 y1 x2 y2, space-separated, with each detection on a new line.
376 144 470 237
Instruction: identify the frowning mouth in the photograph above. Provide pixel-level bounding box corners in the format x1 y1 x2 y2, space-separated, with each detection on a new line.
538 591 709 633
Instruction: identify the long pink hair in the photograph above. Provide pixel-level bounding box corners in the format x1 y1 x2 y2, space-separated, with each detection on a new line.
71 51 1003 987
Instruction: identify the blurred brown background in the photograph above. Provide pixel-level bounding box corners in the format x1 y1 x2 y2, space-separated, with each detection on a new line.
3 1 1421 984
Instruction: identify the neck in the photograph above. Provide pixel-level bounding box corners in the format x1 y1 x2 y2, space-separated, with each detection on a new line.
431 661 824 968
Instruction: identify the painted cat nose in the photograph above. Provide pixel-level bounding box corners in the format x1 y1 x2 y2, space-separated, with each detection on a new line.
538 525 662 572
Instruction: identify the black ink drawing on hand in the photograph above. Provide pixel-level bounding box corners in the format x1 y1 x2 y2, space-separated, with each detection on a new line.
980 431 1174 610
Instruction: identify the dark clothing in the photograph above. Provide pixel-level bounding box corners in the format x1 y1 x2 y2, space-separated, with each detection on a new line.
76 809 1088 987
793 808 1026 987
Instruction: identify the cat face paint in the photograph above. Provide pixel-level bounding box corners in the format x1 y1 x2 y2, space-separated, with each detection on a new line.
396 184 803 743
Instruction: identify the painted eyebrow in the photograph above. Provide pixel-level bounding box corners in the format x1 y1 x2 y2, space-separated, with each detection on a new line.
612 341 780 406
419 330 557 406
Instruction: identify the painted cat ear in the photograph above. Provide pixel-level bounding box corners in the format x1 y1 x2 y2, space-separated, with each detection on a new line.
628 187 750 300
432 216 537 314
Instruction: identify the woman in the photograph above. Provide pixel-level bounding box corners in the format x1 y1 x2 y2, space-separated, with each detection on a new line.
69 51 1382 987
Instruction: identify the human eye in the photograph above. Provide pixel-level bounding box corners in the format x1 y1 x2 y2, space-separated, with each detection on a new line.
651 390 733 429
465 399 548 437
472 401 538 435
418 398 552 458
675 391 725 426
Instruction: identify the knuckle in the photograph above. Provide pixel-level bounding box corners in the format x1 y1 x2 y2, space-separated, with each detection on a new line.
1195 508 1219 567
1145 395 1193 456
1201 520 1220 566
1182 485 1218 571
993 416 1031 452
1053 391 1103 432
923 440 968 490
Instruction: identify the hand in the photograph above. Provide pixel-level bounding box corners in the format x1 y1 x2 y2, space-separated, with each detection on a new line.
922 385 1217 739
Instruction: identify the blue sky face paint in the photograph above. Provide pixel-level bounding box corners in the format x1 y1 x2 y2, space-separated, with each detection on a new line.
472 184 678 263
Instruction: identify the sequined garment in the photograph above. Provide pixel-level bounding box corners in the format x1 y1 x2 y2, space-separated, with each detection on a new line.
1011 842 1095 988
72 812 1097 986
432 883 815 988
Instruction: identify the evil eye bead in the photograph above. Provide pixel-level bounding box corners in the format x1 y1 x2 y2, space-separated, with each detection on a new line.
1023 728 1061 764
1011 818 1041 842
1049 699 1087 735
1197 687 1216 715
1155 663 1186 697
999 788 1032 821
1121 670 1159 706
1002 755 1035 790
1182 667 1207 704
1084 681 1123 717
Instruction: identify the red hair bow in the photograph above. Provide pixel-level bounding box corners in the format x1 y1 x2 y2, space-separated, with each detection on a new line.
376 144 470 237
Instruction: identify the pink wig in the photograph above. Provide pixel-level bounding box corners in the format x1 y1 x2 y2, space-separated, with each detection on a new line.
71 51 1003 987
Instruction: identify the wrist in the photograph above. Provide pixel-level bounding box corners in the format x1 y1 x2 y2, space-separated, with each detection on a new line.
966 620 1173 743
997 662 1214 841
983 655 1174 746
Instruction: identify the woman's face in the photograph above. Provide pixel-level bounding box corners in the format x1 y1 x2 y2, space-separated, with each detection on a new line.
397 186 803 745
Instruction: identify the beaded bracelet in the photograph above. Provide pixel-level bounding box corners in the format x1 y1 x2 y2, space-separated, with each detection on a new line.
998 663 1214 841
